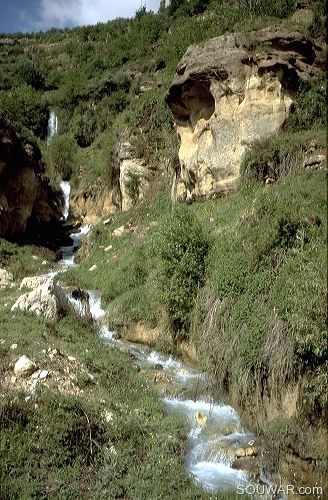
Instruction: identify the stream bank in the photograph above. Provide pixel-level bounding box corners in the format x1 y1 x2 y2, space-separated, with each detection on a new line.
117 321 327 498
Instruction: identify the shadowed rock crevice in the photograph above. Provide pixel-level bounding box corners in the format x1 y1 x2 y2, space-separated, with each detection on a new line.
167 79 215 128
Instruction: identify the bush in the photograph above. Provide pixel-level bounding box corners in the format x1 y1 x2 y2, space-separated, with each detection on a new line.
47 133 78 180
154 204 209 333
0 85 49 139
285 73 327 132
241 134 306 182
15 55 46 90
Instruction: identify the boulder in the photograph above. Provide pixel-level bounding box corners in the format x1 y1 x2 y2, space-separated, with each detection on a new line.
11 276 72 321
166 28 320 202
304 154 326 168
20 275 49 289
291 9 315 27
14 355 38 377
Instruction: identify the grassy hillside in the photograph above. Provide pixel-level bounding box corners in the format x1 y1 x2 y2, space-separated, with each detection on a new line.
0 0 327 495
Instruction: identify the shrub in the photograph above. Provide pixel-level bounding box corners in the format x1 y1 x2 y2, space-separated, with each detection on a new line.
47 133 78 180
0 85 49 139
14 55 46 90
154 204 209 333
241 134 306 182
285 73 327 132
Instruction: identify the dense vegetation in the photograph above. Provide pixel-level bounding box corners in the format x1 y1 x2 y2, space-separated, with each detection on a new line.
0 0 326 496
0 0 325 189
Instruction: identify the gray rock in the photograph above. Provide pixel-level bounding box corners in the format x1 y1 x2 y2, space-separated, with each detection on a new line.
304 154 326 168
14 355 38 377
20 275 48 289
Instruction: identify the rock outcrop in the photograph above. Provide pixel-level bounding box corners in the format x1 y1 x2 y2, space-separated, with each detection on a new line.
113 129 151 212
0 119 62 240
12 275 92 321
166 28 320 201
70 187 115 224
70 129 150 219
12 276 72 321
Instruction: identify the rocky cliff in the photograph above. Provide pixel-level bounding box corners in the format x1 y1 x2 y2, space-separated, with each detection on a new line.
70 129 151 221
166 27 321 201
0 119 64 245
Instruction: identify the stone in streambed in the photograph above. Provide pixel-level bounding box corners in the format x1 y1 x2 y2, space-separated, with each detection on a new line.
195 411 208 427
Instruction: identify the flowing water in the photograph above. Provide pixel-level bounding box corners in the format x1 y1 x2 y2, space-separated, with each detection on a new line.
47 110 58 145
59 181 71 220
53 182 272 496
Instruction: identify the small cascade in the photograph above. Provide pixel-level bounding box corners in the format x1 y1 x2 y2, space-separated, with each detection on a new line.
47 110 58 145
58 224 90 268
59 180 71 220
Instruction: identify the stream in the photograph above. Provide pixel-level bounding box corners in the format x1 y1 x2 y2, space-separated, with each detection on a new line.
54 182 272 497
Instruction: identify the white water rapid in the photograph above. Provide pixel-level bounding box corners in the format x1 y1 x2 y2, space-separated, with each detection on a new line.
47 110 58 145
59 180 71 220
49 211 274 497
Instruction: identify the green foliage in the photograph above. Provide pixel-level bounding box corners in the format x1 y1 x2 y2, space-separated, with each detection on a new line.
0 85 48 139
47 133 78 180
190 168 327 415
168 0 211 17
0 239 55 279
241 133 307 182
14 55 46 90
285 73 327 132
154 204 209 333
308 0 327 39
0 306 217 500
252 0 295 18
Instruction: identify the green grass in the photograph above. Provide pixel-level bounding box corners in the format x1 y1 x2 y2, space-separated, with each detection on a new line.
1 297 231 499
0 239 56 280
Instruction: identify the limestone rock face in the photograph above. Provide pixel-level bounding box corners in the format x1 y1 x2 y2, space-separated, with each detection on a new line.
166 28 319 202
115 130 150 212
20 276 49 290
70 187 115 224
0 119 62 239
70 130 150 218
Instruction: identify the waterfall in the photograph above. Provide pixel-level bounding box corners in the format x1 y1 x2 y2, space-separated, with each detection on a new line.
59 180 71 220
47 110 58 145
